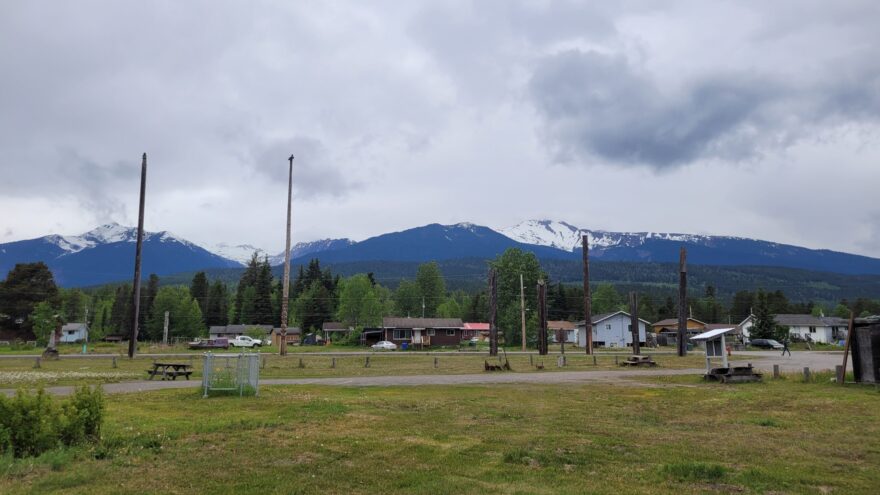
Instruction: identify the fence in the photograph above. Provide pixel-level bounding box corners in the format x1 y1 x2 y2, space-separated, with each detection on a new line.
201 352 261 397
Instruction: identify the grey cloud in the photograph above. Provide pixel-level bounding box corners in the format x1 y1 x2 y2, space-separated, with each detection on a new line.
251 137 359 199
529 48 880 168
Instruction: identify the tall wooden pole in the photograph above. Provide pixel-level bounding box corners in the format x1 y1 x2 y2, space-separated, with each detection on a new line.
279 155 294 356
537 279 548 355
677 247 688 357
629 292 640 355
128 153 147 359
840 311 854 385
520 274 526 352
582 235 593 354
489 268 498 357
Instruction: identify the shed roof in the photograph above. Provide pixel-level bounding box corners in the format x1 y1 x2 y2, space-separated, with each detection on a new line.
690 327 736 341
61 323 87 332
463 322 490 330
322 321 348 331
576 311 651 326
652 317 706 327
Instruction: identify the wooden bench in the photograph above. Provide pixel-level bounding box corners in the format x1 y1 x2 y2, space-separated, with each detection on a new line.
147 363 193 381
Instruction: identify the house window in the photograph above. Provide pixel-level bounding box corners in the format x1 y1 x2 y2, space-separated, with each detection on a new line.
393 330 412 340
428 329 435 336
605 324 611 330
809 326 816 333
446 329 456 336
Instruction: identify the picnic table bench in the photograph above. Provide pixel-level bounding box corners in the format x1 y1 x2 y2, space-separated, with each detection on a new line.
147 362 193 381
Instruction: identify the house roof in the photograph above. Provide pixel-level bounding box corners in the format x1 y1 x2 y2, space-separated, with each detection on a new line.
576 311 651 326
61 323 87 332
382 317 463 329
322 322 348 331
690 327 736 341
547 321 576 331
773 314 849 327
463 322 490 331
652 317 706 327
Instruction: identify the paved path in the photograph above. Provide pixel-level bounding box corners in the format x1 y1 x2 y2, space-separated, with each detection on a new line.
1 351 848 397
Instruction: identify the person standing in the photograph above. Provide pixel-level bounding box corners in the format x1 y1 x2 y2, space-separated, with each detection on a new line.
781 338 791 357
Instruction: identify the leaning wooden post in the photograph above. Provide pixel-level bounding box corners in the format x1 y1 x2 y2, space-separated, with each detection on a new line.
582 235 593 355
128 153 147 359
629 291 640 355
839 311 854 386
488 268 498 357
365 355 371 368
537 280 548 356
279 155 294 357
803 367 811 382
773 364 779 379
677 247 688 357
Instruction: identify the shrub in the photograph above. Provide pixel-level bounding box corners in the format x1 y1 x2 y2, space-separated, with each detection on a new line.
0 386 105 458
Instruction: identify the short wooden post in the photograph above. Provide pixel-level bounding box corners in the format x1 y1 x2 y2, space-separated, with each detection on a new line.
803 367 811 382
261 356 266 369
529 354 533 366
112 357 117 369
298 357 304 368
33 357 41 369
433 357 438 369
835 365 844 383
592 355 597 366
365 356 371 368
557 355 566 368
614 355 618 365
772 364 779 379
331 357 336 369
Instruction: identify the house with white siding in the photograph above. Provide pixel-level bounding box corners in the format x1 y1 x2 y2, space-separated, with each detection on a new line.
575 312 649 348
738 314 848 344
59 323 88 343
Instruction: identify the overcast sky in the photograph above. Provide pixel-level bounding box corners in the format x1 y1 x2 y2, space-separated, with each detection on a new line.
2 1 879 257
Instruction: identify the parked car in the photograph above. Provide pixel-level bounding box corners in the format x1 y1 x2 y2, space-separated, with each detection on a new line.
230 335 262 348
188 338 229 350
371 341 397 351
748 338 784 350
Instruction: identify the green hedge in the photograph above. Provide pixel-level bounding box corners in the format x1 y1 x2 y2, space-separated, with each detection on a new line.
0 386 104 458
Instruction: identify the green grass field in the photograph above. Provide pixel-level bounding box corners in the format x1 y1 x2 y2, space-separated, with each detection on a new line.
1 378 878 494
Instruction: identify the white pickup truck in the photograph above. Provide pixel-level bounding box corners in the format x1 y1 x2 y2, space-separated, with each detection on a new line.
230 335 262 348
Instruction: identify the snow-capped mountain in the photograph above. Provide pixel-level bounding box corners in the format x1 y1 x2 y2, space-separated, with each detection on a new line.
209 243 269 266
499 219 744 252
271 238 356 265
0 223 240 287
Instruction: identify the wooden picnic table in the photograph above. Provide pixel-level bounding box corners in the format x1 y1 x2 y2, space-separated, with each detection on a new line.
147 362 193 381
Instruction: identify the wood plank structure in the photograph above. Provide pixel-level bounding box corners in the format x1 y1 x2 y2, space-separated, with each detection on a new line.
677 247 688 357
129 153 147 359
489 268 498 357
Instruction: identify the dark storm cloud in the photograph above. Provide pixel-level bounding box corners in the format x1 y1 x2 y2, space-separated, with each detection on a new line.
528 49 880 168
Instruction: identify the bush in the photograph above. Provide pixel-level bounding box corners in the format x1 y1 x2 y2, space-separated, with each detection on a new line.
0 386 105 458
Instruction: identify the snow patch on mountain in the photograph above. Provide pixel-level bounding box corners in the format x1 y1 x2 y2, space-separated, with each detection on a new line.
499 219 755 252
210 243 268 266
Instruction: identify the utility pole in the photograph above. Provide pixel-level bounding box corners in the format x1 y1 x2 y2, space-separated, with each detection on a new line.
677 247 688 357
582 235 593 355
128 153 147 359
629 292 640 355
488 268 498 357
537 279 548 356
162 311 169 346
422 297 426 318
520 274 526 352
279 155 294 356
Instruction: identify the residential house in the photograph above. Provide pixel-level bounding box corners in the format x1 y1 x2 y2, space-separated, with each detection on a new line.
548 321 577 344
739 314 848 344
381 317 464 347
270 327 302 347
462 322 490 341
322 322 352 342
576 312 649 348
59 323 88 343
652 317 707 337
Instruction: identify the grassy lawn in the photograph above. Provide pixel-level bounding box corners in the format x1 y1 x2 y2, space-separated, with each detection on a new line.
1 379 878 494
0 353 714 388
